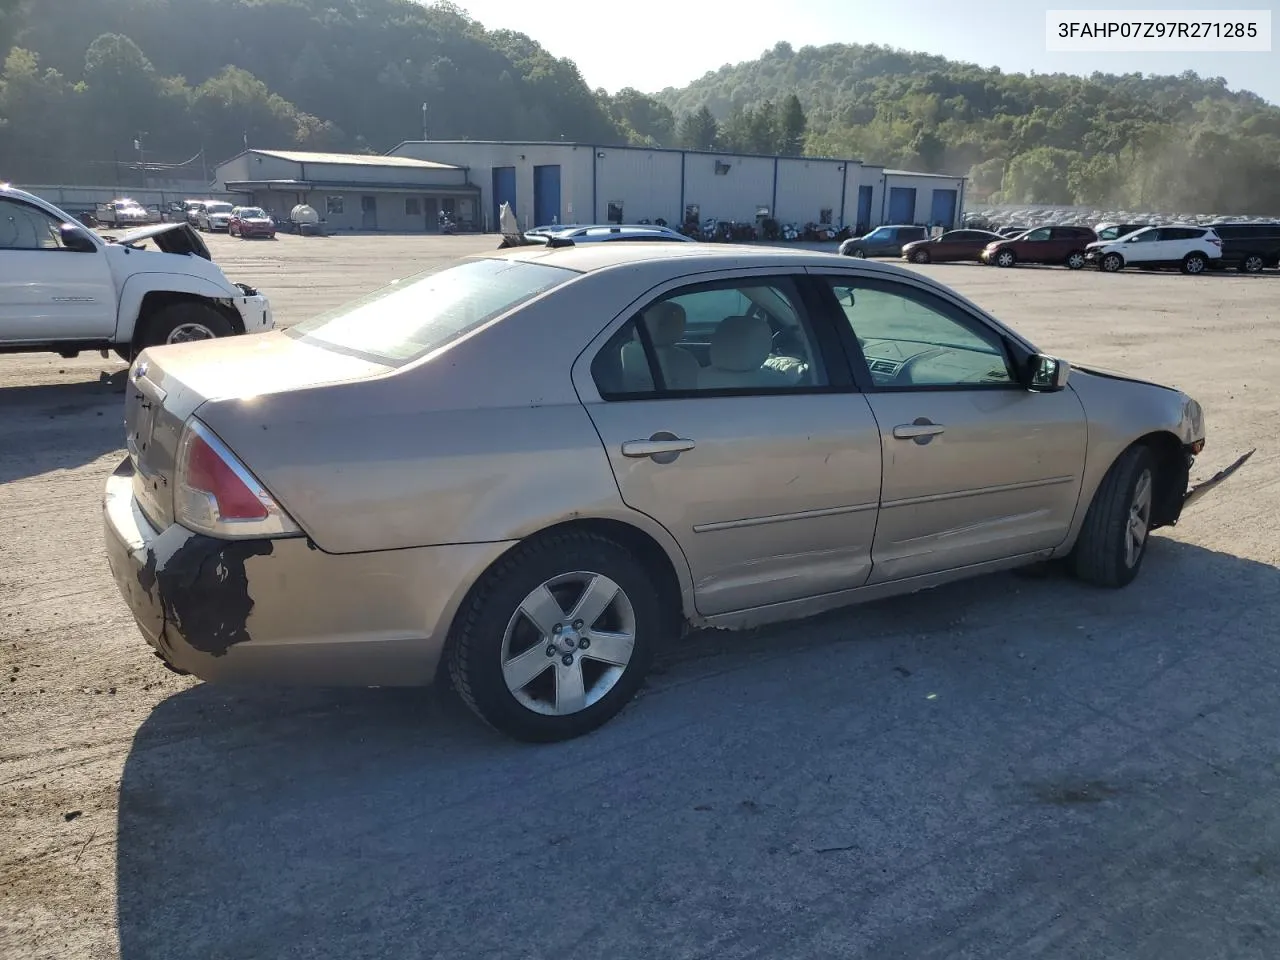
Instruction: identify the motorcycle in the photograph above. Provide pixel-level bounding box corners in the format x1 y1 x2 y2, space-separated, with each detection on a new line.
780 222 799 241
438 213 458 235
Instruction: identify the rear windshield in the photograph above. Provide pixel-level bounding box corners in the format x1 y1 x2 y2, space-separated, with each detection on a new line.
287 257 577 366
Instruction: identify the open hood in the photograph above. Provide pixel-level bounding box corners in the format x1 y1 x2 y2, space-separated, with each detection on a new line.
109 222 212 260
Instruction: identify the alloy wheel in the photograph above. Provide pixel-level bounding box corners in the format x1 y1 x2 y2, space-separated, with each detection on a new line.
165 322 217 344
1125 469 1153 568
500 572 637 716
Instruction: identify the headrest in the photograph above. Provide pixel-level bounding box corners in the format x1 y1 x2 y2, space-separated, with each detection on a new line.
644 301 686 346
710 315 772 372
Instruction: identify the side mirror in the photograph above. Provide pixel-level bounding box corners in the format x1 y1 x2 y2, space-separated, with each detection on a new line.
59 223 97 253
1026 354 1070 392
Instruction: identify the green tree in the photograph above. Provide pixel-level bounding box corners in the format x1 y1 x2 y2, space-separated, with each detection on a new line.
779 93 806 154
1001 147 1078 205
676 105 718 150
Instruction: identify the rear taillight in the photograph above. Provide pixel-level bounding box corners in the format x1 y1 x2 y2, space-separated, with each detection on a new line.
1210 238 1222 247
175 419 299 538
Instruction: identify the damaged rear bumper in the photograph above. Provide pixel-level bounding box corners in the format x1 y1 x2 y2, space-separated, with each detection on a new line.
103 458 511 687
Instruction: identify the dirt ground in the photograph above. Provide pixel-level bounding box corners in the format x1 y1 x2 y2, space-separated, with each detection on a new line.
2 232 1278 960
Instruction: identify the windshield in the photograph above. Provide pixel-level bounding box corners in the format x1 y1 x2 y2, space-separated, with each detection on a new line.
206 202 233 214
287 258 577 366
239 207 267 218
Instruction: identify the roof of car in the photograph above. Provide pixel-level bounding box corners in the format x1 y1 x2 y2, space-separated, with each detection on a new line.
485 241 908 275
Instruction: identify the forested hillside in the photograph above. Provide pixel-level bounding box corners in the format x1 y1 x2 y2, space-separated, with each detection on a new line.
659 41 1280 214
3 0 1280 213
0 0 633 184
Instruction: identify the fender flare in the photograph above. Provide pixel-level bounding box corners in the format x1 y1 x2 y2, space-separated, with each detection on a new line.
116 272 237 343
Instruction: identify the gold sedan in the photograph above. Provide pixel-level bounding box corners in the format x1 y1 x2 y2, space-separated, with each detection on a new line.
103 242 1251 741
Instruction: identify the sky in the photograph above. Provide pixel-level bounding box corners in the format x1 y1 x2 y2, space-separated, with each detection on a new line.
450 0 1280 104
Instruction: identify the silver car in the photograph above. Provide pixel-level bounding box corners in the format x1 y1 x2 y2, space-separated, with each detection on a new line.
103 244 1251 742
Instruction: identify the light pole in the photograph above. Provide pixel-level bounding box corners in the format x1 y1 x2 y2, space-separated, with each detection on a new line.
133 133 147 189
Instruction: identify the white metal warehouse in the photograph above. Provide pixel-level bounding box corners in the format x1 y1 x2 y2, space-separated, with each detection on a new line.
388 140 966 234
213 143 964 234
213 149 481 231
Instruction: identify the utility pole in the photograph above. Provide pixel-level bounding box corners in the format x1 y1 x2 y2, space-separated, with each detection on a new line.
422 102 428 141
134 133 146 189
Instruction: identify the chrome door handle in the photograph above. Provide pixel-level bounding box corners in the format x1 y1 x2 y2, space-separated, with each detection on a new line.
621 435 696 459
892 420 946 443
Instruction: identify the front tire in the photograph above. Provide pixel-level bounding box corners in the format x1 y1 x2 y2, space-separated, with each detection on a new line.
1099 252 1124 273
447 530 663 742
138 301 235 350
995 249 1017 268
1182 252 1207 274
1070 445 1157 588
910 248 930 264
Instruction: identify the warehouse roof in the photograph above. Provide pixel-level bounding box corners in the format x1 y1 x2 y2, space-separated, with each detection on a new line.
389 139 866 165
883 169 966 180
250 149 462 170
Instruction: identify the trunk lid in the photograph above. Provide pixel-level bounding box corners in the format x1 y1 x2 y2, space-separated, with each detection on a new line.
125 330 392 530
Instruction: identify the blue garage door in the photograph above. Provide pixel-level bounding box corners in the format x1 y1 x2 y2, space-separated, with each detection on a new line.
533 165 561 229
856 185 873 232
492 166 516 229
929 189 958 230
888 187 917 224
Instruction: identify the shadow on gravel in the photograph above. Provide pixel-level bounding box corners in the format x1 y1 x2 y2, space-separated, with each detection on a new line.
116 539 1280 960
0 371 128 484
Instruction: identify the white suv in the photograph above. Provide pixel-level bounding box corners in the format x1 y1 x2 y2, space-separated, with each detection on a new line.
0 184 272 359
1085 224 1222 274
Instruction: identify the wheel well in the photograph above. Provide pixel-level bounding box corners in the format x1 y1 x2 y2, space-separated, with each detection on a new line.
433 518 687 684
1132 431 1189 528
134 291 243 344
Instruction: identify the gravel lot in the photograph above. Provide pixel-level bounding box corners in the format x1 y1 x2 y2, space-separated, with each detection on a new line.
2 232 1278 960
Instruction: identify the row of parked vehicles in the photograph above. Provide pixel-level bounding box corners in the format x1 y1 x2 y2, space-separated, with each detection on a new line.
180 200 278 238
839 221 1280 275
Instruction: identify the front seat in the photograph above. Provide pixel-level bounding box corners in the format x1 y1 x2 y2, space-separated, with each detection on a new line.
699 315 793 389
621 301 700 391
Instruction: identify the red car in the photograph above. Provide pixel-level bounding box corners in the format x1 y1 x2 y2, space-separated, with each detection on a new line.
229 206 277 239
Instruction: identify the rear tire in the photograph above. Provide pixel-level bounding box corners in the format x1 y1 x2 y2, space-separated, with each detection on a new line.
137 301 235 350
447 530 663 742
1241 254 1265 274
1181 252 1207 275
1065 250 1086 270
1069 445 1157 589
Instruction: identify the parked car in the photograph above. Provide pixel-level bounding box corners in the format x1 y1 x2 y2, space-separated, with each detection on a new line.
536 224 694 244
981 225 1098 269
96 198 152 228
197 201 235 232
1205 221 1280 273
1093 222 1151 242
0 184 272 359
229 206 277 239
183 200 208 226
901 229 1005 263
1085 225 1222 274
102 243 1251 742
840 224 929 258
